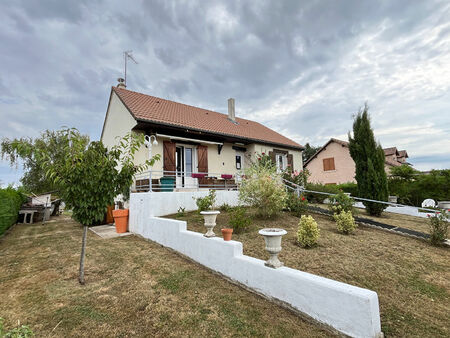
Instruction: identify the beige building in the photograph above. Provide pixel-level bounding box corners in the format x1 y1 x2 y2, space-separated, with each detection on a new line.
304 138 409 185
101 81 304 190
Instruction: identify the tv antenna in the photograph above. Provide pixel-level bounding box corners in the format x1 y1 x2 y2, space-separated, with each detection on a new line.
123 50 138 86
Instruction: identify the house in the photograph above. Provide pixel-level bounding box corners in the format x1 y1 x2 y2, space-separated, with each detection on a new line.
101 80 304 190
303 138 410 185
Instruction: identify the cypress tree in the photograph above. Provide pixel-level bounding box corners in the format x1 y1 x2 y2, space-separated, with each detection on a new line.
348 104 388 216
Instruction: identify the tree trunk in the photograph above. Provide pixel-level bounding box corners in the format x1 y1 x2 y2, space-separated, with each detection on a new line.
78 225 88 285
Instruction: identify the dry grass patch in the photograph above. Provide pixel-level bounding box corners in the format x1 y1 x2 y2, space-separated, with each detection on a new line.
0 215 331 337
174 209 450 337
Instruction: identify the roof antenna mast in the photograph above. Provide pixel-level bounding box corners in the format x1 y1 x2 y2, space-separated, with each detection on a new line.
123 50 138 86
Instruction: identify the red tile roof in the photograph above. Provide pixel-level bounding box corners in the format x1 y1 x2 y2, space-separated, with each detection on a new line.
112 87 302 149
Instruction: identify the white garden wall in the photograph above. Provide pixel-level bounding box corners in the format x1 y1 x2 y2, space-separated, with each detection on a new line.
129 190 239 221
128 198 382 338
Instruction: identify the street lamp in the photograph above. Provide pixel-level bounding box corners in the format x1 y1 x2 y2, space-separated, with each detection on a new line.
144 135 158 191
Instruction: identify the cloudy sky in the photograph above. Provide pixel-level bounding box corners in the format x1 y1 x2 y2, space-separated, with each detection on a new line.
1 0 449 185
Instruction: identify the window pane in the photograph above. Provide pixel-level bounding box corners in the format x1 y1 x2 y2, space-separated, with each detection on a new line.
185 148 192 175
236 155 241 169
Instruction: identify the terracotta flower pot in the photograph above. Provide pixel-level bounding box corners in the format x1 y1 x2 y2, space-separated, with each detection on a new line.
113 209 129 233
221 228 233 241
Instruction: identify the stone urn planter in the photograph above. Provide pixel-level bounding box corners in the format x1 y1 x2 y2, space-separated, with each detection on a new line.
437 201 450 210
200 210 220 237
258 228 287 268
388 196 398 204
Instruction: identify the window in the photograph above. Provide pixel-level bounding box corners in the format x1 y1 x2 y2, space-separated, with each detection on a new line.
323 157 335 171
276 153 287 173
236 155 242 169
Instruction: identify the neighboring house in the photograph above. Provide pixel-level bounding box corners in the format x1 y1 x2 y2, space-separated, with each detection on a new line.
304 138 410 185
101 81 304 190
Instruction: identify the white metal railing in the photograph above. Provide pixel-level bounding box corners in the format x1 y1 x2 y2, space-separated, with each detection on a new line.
132 170 242 192
282 178 441 214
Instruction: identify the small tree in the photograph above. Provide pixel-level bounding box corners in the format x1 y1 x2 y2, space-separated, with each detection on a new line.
4 128 159 284
302 143 321 163
1 130 90 193
348 104 388 216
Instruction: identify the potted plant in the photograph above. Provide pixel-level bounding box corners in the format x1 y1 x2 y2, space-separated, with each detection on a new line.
221 228 233 241
113 207 129 233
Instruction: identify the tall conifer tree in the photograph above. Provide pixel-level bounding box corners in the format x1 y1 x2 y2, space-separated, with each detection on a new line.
348 104 388 216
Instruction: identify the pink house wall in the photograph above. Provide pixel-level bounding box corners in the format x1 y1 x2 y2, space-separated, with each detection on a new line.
305 141 356 184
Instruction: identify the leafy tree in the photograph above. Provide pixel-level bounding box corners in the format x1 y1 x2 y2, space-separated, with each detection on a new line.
4 128 159 284
302 143 321 163
1 130 89 193
348 104 388 216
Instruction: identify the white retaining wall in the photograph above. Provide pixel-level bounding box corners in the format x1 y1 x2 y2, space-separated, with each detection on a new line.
129 190 239 221
129 202 382 337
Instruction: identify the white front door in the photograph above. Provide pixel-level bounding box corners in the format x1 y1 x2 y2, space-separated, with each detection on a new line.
176 145 197 188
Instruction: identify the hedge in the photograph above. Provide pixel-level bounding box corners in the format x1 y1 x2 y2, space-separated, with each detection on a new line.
0 187 26 236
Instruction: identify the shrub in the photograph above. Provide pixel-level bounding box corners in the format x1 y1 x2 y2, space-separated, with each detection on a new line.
282 168 310 187
336 182 359 197
0 186 27 236
287 194 308 217
333 211 357 234
229 207 252 234
428 211 449 246
239 161 287 219
219 203 233 212
195 190 216 212
329 191 354 215
297 215 320 248
175 207 185 218
304 183 340 203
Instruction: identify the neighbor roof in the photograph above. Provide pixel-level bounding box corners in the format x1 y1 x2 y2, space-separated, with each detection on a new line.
398 150 408 158
304 138 405 168
111 87 303 149
383 147 399 156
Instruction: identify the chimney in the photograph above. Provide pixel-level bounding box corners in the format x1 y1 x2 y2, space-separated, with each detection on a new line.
117 77 126 88
228 98 235 122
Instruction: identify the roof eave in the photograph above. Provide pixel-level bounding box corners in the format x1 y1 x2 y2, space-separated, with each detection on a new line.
134 118 304 151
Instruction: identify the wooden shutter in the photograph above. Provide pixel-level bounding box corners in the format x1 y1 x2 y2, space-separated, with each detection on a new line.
287 154 293 169
323 157 335 171
163 141 176 176
197 145 208 174
269 151 276 164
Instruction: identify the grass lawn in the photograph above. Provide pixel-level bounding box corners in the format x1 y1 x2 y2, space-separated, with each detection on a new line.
0 215 332 337
172 209 450 337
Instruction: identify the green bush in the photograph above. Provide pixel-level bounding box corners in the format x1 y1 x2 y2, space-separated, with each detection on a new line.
333 211 357 234
388 169 450 206
336 182 359 197
286 194 308 217
195 190 216 212
0 317 33 337
239 161 287 219
219 203 233 212
229 207 252 234
428 211 449 246
297 215 320 248
304 183 340 203
329 191 354 215
0 186 27 236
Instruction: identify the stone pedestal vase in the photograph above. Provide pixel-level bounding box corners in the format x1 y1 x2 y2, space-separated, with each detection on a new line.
200 211 220 237
258 228 287 268
388 196 398 204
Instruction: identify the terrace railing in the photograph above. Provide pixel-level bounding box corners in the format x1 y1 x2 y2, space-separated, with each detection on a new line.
132 170 242 192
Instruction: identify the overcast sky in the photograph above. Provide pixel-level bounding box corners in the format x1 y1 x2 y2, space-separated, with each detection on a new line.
1 0 449 185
